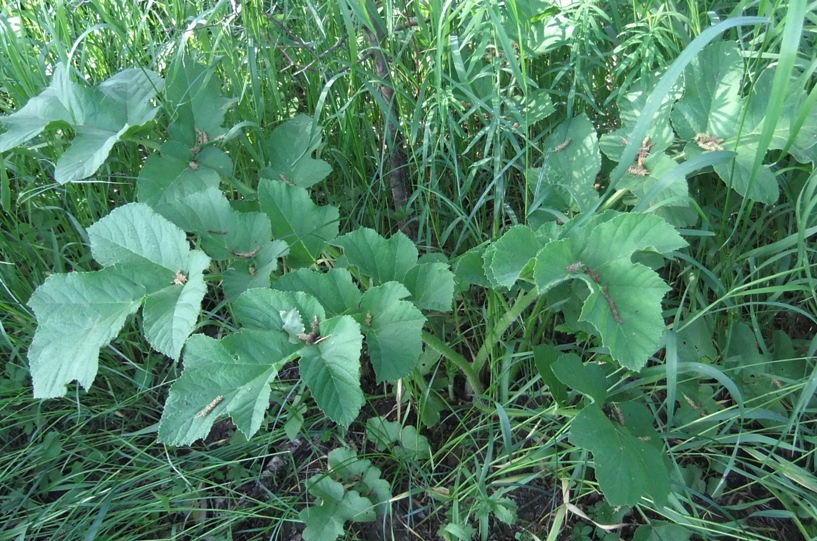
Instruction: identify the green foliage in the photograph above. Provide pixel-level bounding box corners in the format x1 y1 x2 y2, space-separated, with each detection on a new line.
0 64 162 183
300 447 392 541
22 60 456 443
366 416 432 461
28 203 209 398
6 3 817 538
463 211 687 371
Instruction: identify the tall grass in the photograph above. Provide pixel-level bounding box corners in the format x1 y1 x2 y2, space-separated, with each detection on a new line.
1 0 815 539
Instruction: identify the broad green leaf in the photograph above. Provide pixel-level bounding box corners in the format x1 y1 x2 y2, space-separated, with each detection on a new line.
260 114 332 188
259 178 339 267
0 64 72 150
504 1 575 57
360 282 425 382
328 447 371 480
299 316 364 427
142 250 210 360
532 238 574 292
0 64 163 183
571 405 670 507
669 41 780 203
161 186 272 261
402 262 455 311
307 474 345 502
578 213 688 268
27 267 149 398
506 88 555 124
222 240 289 301
158 331 299 445
453 246 491 288
527 114 600 213
137 141 227 220
366 417 402 449
88 202 196 272
633 522 692 541
483 225 540 289
338 491 376 522
670 41 743 141
334 228 418 284
598 76 693 224
362 467 392 514
674 382 721 432
684 141 778 204
579 260 670 370
233 289 326 334
300 504 344 541
551 354 608 404
398 425 432 460
165 59 236 145
600 76 681 161
273 268 362 317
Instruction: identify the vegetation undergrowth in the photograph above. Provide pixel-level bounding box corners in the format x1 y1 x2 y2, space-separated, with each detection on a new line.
1 1 815 540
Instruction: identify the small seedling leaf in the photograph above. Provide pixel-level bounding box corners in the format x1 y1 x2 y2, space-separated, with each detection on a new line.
233 289 326 333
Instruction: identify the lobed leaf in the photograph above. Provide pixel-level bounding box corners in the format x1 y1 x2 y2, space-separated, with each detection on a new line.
299 316 364 427
233 289 326 333
88 202 193 272
571 405 670 507
402 262 456 311
222 240 289 301
359 282 425 382
142 250 210 360
578 212 688 268
334 228 418 284
27 267 148 398
483 225 540 289
527 114 601 214
158 331 300 445
259 179 339 267
165 59 236 145
260 114 332 188
0 64 163 183
273 268 362 317
137 142 229 222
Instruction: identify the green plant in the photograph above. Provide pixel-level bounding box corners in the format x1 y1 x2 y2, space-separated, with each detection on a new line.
299 447 392 541
9 58 457 446
4 3 817 538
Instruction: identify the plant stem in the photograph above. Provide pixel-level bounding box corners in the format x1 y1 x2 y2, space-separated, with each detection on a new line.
422 331 483 395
